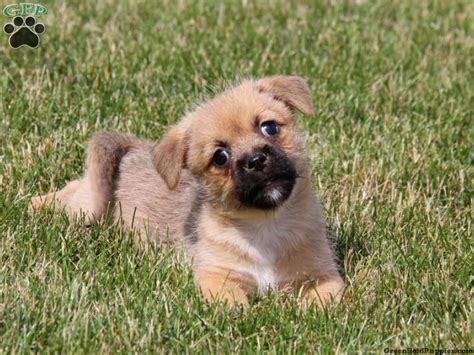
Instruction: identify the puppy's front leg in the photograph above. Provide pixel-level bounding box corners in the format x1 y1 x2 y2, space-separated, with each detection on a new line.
194 267 253 307
299 275 344 309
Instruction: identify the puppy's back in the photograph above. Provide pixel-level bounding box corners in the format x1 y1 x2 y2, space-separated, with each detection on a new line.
115 146 196 243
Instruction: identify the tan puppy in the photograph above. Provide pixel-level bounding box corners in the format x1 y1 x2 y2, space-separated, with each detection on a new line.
30 75 343 308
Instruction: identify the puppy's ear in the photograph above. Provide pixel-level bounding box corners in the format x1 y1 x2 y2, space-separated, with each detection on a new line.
256 75 314 116
152 124 188 190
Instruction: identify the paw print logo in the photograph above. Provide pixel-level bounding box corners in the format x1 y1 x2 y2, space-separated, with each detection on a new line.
3 16 45 48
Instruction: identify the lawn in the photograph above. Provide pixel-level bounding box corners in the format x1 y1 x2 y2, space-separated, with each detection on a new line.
0 0 472 352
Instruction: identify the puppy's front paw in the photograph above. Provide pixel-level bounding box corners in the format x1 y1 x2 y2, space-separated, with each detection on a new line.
195 268 252 308
299 276 344 309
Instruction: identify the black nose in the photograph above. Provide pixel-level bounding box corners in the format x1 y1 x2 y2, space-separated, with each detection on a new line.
247 153 267 171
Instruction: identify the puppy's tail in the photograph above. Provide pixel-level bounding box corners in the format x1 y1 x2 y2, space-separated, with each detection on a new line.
85 131 138 217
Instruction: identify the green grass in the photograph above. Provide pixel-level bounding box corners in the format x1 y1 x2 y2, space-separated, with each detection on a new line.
1 0 472 352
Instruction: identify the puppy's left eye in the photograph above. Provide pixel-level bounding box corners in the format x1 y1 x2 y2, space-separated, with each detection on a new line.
260 121 279 137
212 148 230 167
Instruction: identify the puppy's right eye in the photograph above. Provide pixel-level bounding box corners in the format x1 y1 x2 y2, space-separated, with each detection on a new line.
260 121 279 137
212 148 230 167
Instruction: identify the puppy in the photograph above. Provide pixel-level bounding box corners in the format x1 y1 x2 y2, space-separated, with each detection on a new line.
30 75 343 308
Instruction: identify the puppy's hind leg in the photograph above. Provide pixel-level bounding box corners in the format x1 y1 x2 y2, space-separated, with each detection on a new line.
29 132 137 224
29 179 81 213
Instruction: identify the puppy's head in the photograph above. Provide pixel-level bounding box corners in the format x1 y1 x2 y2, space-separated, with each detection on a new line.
153 75 313 212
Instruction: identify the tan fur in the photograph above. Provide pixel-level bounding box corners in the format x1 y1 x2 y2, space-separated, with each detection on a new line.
152 121 190 190
30 75 343 308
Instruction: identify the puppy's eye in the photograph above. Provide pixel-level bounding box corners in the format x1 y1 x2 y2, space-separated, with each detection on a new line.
260 121 279 137
212 148 230 167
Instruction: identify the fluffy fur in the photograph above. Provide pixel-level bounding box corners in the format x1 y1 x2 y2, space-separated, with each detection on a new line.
30 75 344 308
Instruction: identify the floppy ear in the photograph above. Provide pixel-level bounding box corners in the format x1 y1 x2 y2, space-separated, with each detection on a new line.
152 124 188 190
256 75 314 117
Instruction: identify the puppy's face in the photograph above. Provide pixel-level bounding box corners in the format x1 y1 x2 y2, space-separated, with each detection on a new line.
153 76 314 212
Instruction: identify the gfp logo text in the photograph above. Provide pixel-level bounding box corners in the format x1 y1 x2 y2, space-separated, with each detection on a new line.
3 3 47 17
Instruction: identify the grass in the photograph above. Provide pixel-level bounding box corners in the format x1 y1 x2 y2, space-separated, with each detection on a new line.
0 0 472 352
